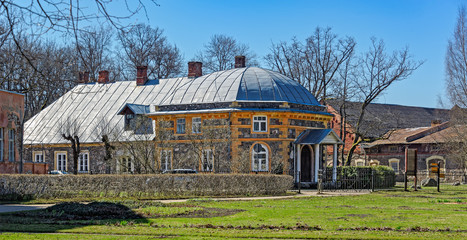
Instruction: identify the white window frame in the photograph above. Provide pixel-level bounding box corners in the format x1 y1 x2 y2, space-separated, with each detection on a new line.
388 158 400 174
355 159 365 166
192 117 202 134
176 118 186 134
79 151 89 173
252 143 268 172
160 149 172 172
201 149 214 172
33 151 44 163
118 156 134 174
55 152 67 172
8 129 14 162
253 116 267 132
0 128 3 161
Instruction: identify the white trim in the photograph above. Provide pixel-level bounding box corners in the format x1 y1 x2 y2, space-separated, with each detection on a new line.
201 149 214 172
192 117 201 134
160 149 172 171
388 158 400 174
55 151 67 171
78 151 90 173
252 143 268 171
33 151 44 163
253 115 267 132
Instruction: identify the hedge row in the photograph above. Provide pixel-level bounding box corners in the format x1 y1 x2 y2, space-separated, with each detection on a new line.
0 174 293 200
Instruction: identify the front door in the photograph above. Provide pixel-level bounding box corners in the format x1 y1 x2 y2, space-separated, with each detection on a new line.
300 145 313 182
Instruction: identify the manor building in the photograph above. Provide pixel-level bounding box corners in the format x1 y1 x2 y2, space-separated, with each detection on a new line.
24 57 342 183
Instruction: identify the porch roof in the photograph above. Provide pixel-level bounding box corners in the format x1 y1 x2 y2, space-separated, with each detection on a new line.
294 129 343 145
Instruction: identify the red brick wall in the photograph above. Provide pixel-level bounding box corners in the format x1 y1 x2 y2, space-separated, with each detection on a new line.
0 90 25 173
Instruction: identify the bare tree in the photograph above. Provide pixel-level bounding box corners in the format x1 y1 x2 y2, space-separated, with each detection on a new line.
446 6 467 108
345 38 422 165
266 27 356 102
195 34 259 73
444 6 467 181
118 23 183 80
76 25 115 82
60 117 82 174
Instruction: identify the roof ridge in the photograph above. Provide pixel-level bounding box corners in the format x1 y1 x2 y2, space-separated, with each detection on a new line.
405 121 450 142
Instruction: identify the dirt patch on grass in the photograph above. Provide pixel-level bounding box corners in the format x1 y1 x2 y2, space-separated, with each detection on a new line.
139 207 244 218
9 202 144 221
346 214 372 218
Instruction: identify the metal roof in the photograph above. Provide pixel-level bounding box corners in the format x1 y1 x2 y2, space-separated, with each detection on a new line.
24 67 325 145
294 129 343 145
118 104 150 115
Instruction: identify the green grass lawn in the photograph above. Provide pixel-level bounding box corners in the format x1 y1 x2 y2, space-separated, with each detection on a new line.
0 184 466 239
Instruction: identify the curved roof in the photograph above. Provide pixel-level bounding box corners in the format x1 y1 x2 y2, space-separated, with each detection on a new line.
158 67 321 106
24 67 324 145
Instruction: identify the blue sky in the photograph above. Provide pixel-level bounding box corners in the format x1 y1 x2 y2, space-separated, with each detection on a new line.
118 0 462 108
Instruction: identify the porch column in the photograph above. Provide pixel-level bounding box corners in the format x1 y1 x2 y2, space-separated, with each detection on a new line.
296 144 301 183
314 144 319 182
333 144 338 182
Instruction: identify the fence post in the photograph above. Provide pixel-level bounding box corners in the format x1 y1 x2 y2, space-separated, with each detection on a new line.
371 168 375 192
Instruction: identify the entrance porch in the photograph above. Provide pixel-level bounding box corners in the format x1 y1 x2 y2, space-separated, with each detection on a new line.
293 129 343 185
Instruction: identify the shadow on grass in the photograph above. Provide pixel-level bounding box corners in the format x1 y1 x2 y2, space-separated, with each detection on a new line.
0 202 149 233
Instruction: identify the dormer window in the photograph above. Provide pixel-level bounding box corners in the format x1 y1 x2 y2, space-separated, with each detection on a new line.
125 114 135 130
118 104 153 134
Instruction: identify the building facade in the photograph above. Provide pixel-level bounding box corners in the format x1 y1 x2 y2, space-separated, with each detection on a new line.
1 89 47 174
24 57 342 183
363 121 465 182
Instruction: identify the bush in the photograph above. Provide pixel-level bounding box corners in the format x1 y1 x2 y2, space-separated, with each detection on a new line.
0 174 293 201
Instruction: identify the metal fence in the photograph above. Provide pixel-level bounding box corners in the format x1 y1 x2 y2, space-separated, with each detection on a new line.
320 167 396 192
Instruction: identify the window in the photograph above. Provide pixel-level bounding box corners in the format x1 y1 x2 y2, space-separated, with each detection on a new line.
355 159 365 166
388 146 398 152
369 160 380 166
192 117 201 133
79 152 89 173
118 157 134 174
0 128 3 161
253 116 267 132
125 115 153 134
124 114 134 130
160 150 172 172
33 151 44 162
55 152 67 171
388 159 399 174
176 118 186 134
201 149 214 172
8 129 14 162
252 143 268 171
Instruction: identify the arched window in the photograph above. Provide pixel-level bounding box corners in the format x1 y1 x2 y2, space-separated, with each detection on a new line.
388 158 400 174
252 143 268 171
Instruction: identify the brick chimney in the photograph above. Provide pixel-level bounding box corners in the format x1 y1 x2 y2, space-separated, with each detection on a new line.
136 66 148 86
98 70 110 84
188 62 202 78
78 71 89 84
235 56 246 68
431 119 441 127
